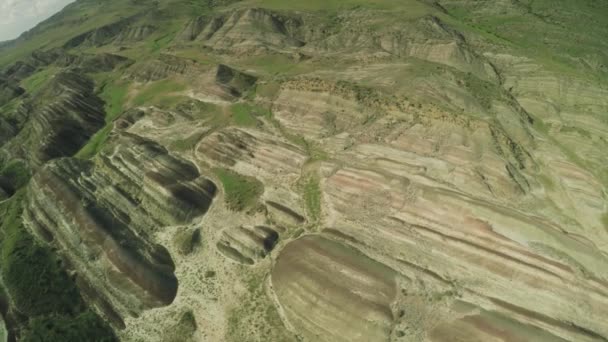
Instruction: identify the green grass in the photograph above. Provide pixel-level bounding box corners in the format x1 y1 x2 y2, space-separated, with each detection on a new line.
0 193 116 341
99 81 129 122
174 98 225 120
243 55 300 75
254 82 281 99
0 0 149 67
172 49 217 65
231 103 257 126
537 174 555 191
20 68 59 93
303 177 321 222
0 159 31 191
226 271 295 342
132 79 187 107
213 168 264 211
602 212 608 231
75 125 112 159
158 95 193 109
170 131 206 152
145 19 184 54
0 96 22 115
0 191 84 317
75 80 130 159
283 132 329 162
440 0 608 78
148 33 176 54
22 311 117 342
230 102 273 127
245 0 434 14
462 71 503 111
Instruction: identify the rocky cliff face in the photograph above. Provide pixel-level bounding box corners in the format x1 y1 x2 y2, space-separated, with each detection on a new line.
25 131 216 322
0 0 607 341
1 71 105 167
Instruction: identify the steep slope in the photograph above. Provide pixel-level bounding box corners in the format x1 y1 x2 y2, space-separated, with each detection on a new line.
0 0 607 341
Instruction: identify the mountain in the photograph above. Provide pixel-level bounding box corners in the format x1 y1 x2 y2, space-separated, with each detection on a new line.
0 0 607 341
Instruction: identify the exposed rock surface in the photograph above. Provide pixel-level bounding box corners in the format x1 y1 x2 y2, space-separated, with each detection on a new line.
195 8 305 54
24 132 216 319
0 78 24 106
64 14 154 49
217 225 279 265
215 64 257 97
127 54 197 82
1 71 105 167
272 234 397 342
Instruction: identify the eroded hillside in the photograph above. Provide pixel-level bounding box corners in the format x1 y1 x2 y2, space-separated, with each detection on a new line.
0 0 607 341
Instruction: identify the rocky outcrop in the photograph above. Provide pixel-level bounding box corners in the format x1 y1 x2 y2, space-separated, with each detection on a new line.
1 71 105 167
382 16 497 80
273 79 374 139
23 133 217 319
63 14 153 49
179 16 210 41
217 225 279 265
2 49 129 83
318 162 608 341
127 54 198 82
64 53 131 73
215 64 257 97
0 78 24 106
114 25 155 43
0 72 104 169
196 8 305 54
272 235 398 342
2 61 37 82
1 49 66 82
196 127 307 180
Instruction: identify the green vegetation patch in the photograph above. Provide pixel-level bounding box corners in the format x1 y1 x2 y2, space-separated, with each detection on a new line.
0 96 22 115
99 81 129 122
254 82 281 100
537 174 555 191
0 159 31 191
231 103 257 126
248 0 433 14
226 272 294 342
229 102 272 127
439 0 608 77
0 192 83 317
213 168 264 211
75 124 112 159
0 0 149 67
75 80 129 159
161 310 197 341
21 310 117 342
462 71 502 111
148 33 177 54
283 132 328 162
0 192 116 340
229 103 257 125
132 79 187 107
20 68 59 93
302 177 321 222
243 55 299 75
170 131 206 152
